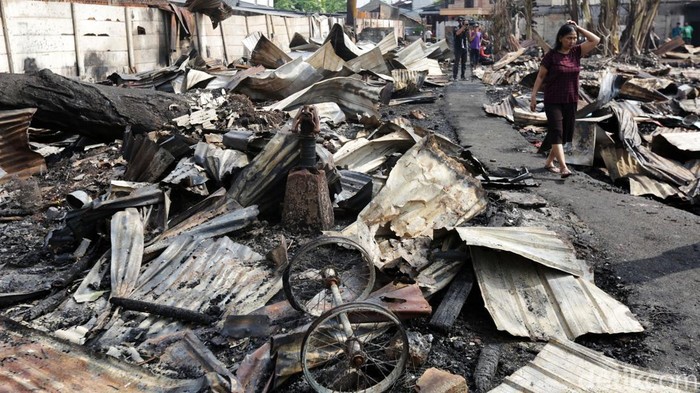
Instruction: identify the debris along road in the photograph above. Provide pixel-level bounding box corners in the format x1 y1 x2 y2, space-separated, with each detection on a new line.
444 77 700 376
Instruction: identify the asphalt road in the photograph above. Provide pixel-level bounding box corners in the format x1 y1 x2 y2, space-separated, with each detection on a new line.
443 77 700 377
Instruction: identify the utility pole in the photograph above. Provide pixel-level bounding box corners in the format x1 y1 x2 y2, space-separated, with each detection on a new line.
347 0 357 39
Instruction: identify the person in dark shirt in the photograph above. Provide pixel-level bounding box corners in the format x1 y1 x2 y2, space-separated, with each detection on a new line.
671 22 682 39
529 20 600 178
453 17 469 80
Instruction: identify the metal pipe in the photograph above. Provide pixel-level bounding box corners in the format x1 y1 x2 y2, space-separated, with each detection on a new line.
70 2 81 76
0 0 14 73
124 7 135 72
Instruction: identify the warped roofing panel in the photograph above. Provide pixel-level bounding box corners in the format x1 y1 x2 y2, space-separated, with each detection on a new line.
0 108 46 181
110 208 145 298
628 174 681 199
236 56 324 100
0 317 204 393
357 134 488 240
454 227 589 278
264 77 387 118
250 35 292 69
305 41 348 76
656 131 700 152
491 339 700 393
483 97 513 122
333 131 416 173
376 30 398 54
471 246 643 341
345 46 390 75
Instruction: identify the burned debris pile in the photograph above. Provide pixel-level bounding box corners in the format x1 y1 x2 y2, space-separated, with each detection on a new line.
479 44 700 209
1 23 699 393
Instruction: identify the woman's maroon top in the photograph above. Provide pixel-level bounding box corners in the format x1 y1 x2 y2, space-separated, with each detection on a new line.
541 45 582 104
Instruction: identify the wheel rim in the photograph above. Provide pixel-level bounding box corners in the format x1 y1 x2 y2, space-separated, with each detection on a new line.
283 236 375 316
301 302 408 393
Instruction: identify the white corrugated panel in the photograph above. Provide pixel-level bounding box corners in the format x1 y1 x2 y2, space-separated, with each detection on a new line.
472 246 643 341
491 339 700 392
455 226 589 278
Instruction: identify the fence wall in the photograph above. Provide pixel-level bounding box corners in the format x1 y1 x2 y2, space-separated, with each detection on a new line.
0 0 400 81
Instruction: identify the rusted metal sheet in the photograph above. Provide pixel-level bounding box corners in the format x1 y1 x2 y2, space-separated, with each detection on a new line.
251 35 292 69
356 134 487 240
471 246 643 340
653 36 685 56
491 339 700 392
265 77 389 118
0 317 205 392
454 227 589 278
0 108 46 182
123 134 176 183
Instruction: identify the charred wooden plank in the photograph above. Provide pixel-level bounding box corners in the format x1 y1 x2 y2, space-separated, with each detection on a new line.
110 297 215 325
429 265 474 332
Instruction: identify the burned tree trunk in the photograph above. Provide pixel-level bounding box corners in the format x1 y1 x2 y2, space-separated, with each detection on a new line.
618 0 661 58
598 0 621 57
0 69 189 141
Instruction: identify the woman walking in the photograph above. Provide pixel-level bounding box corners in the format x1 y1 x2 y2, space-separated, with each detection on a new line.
530 20 599 178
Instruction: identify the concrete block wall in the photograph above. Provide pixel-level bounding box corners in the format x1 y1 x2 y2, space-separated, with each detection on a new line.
5 1 76 75
130 6 168 72
74 3 129 79
0 10 8 72
0 0 397 79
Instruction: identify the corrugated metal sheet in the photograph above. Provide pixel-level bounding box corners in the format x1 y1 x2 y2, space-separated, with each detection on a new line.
657 131 700 152
357 134 487 240
0 108 46 181
346 47 390 75
454 227 589 278
0 317 205 393
483 97 513 122
305 41 348 76
333 131 416 173
391 69 427 96
236 56 323 100
628 174 681 199
491 339 700 392
133 236 281 318
471 246 643 340
110 208 144 298
265 77 387 118
250 35 292 69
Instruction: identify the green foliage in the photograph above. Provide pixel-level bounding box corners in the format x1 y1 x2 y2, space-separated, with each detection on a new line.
275 0 346 13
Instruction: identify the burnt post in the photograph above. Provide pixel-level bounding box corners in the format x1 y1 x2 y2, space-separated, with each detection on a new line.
282 105 334 230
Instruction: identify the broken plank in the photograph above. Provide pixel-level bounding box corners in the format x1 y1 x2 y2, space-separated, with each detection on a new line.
429 264 474 332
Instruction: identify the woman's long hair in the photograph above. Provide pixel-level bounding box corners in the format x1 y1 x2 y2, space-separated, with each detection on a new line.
552 23 577 51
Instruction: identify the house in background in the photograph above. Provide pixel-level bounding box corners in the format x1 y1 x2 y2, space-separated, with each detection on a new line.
358 0 423 37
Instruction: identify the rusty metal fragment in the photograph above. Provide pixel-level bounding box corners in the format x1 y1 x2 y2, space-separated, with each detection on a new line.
0 108 46 182
123 134 176 183
0 317 206 392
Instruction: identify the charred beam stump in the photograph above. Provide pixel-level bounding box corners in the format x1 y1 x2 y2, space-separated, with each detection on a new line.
282 105 334 230
0 69 189 141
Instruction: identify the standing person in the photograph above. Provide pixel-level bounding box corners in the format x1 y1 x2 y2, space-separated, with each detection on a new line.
529 20 600 178
672 22 682 39
424 28 433 43
683 22 694 45
469 23 482 70
453 17 468 80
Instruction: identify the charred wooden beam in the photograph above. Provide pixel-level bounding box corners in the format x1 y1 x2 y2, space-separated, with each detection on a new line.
0 69 189 141
110 297 215 325
429 265 474 332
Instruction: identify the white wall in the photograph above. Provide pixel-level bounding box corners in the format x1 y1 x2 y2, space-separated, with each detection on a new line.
131 6 169 72
74 4 129 80
5 1 76 75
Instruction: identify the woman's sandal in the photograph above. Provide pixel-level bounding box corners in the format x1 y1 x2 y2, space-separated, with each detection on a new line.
544 165 560 174
560 169 572 178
